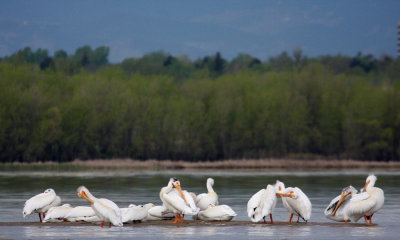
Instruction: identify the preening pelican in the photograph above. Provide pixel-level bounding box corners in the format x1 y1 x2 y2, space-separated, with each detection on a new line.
64 206 100 222
331 175 384 225
196 204 236 221
247 184 277 223
43 204 72 222
121 203 155 223
160 178 199 223
77 186 122 227
275 180 312 223
195 178 219 211
324 186 357 222
23 188 61 223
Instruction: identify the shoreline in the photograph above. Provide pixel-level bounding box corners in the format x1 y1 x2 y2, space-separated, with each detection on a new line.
0 221 375 227
1 159 400 171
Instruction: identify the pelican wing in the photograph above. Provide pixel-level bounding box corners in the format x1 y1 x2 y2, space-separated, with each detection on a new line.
93 198 122 226
348 192 376 216
285 187 312 221
148 205 173 218
23 192 56 216
163 191 196 215
65 206 95 218
199 205 237 220
259 185 277 218
183 190 199 213
43 204 72 222
121 206 148 222
247 189 265 218
325 194 341 215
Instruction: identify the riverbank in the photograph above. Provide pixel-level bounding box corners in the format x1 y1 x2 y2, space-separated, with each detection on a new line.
1 159 399 171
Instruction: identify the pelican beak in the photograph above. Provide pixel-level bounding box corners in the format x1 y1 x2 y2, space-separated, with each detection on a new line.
362 180 370 192
276 191 295 198
332 191 350 216
79 191 94 204
172 182 188 204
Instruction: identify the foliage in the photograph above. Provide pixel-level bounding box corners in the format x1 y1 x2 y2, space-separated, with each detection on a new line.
0 46 399 162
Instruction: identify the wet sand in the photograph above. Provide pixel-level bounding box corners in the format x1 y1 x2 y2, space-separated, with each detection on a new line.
0 221 376 227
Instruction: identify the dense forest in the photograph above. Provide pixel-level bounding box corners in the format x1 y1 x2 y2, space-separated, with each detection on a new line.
0 45 399 162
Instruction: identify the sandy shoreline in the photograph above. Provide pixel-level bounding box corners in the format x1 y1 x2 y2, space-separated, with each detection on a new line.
0 221 374 227
1 159 400 171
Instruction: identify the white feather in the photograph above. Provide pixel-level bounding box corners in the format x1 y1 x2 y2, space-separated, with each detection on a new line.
195 178 219 210
197 204 236 221
247 185 277 222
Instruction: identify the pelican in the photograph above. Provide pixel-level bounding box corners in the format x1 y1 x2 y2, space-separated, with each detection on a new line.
64 206 100 222
121 203 155 223
195 178 219 211
275 180 312 223
247 184 277 223
147 204 174 220
77 186 122 227
332 174 384 225
197 204 237 221
324 186 357 222
160 178 199 223
23 188 61 223
43 204 72 222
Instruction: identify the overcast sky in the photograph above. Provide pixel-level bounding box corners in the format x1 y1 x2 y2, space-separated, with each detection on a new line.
1 0 399 62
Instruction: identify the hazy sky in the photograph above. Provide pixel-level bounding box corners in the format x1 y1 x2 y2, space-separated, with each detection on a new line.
1 0 399 62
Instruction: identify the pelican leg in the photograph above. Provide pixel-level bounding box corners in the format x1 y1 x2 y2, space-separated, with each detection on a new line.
38 213 42 223
170 213 180 224
345 220 348 224
109 223 112 228
263 216 267 224
269 214 274 224
43 212 46 218
364 215 368 224
287 213 293 223
296 216 300 223
100 221 104 228
180 214 185 223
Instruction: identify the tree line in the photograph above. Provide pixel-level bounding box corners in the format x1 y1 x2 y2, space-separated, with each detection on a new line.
0 46 399 162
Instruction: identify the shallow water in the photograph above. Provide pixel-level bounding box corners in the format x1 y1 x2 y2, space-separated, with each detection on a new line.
0 170 399 239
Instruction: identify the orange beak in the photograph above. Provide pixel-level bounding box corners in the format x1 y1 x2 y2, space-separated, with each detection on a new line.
78 191 94 204
172 182 188 204
276 191 295 198
362 180 370 192
332 191 351 216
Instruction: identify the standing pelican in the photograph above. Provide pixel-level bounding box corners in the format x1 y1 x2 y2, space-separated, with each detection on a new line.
275 180 312 223
197 204 237 221
247 184 277 223
332 174 384 225
160 178 199 223
324 186 357 222
77 186 122 227
196 178 219 211
23 189 61 223
43 204 72 222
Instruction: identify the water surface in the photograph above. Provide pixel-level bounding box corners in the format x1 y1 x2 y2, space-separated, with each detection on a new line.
0 170 398 239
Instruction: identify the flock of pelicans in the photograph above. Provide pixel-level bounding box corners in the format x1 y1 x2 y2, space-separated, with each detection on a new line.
22 174 384 227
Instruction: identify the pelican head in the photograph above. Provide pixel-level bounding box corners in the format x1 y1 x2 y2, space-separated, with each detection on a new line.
274 180 285 193
362 174 377 192
128 204 136 208
332 185 356 216
171 178 188 203
77 186 94 204
44 188 56 194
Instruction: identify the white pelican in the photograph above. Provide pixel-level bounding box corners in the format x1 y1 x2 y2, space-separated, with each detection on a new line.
197 204 237 221
23 188 61 223
195 178 219 211
147 204 174 220
275 180 312 223
324 186 357 222
43 204 72 222
121 203 155 223
247 184 277 223
160 178 199 223
332 174 384 225
77 186 123 227
64 206 100 222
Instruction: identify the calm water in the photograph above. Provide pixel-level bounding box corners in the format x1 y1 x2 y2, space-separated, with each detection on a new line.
0 170 399 239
